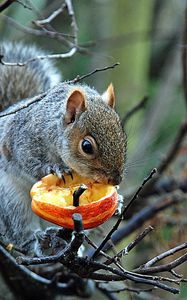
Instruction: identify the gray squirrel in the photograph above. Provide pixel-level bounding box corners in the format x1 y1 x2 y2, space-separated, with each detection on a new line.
0 43 126 254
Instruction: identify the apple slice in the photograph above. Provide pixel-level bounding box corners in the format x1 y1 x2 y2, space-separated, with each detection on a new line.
31 173 118 229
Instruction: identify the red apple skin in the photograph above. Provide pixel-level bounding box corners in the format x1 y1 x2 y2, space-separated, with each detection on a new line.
31 189 118 229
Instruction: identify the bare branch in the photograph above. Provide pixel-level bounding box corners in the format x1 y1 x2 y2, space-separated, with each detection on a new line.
158 119 187 173
117 226 154 256
65 0 78 45
135 253 187 275
141 242 187 268
170 269 183 279
69 62 120 83
138 118 187 198
15 0 31 10
91 168 157 259
121 96 149 127
0 47 77 67
0 93 47 118
85 235 112 261
104 226 154 266
0 0 15 12
2 11 87 56
85 229 182 293
110 190 187 249
0 62 119 118
87 190 187 257
0 245 78 295
1 14 76 43
0 0 88 67
18 253 180 294
34 3 66 26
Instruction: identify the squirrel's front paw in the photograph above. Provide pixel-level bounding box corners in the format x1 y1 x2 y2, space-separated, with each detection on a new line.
43 164 73 182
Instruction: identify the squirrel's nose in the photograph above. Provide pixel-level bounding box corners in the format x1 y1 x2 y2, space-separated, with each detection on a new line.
108 174 122 186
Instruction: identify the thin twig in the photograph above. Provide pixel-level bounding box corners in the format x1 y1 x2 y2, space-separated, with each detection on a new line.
1 14 74 40
104 226 154 266
0 0 15 12
34 3 66 26
15 0 32 10
135 252 187 275
69 62 120 83
16 233 182 295
142 241 187 268
170 269 183 279
32 0 77 43
118 226 154 256
121 96 149 127
158 119 187 173
0 92 47 118
85 235 112 261
85 231 179 291
0 47 77 67
139 118 187 198
108 190 187 251
93 262 180 294
0 245 77 295
92 168 157 259
1 14 88 55
19 255 180 294
65 0 78 45
0 62 120 118
114 262 181 285
87 190 187 257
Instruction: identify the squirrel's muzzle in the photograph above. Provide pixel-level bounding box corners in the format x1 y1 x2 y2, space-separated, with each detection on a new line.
108 173 123 186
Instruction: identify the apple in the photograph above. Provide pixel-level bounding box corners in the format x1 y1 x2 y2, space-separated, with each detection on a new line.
31 173 118 229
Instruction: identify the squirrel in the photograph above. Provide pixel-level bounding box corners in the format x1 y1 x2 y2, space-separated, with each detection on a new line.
0 42 126 255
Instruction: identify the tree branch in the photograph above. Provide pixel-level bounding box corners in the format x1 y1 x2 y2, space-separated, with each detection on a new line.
0 0 15 12
0 63 119 118
121 96 149 128
91 168 157 259
33 3 66 26
69 62 120 84
135 253 187 275
0 47 77 67
87 190 187 256
138 241 187 268
158 119 187 173
139 118 187 198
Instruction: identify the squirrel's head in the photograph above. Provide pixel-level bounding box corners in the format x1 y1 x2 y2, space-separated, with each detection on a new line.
61 83 126 186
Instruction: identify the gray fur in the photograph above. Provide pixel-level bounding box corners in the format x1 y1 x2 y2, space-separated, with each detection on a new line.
0 42 61 109
0 44 126 253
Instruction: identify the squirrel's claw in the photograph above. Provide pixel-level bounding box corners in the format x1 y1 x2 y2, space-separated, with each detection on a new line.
66 169 73 180
43 164 73 183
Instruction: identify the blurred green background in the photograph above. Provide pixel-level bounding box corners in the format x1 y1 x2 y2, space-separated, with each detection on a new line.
0 0 187 299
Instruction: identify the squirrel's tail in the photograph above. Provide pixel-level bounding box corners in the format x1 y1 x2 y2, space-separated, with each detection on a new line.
0 42 61 110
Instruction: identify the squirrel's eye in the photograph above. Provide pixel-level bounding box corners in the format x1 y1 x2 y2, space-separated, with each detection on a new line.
81 139 94 154
79 135 97 158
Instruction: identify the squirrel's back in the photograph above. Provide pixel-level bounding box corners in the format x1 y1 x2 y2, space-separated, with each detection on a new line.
0 42 61 110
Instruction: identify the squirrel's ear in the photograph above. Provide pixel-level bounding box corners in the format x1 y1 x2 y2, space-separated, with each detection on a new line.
102 83 115 108
65 89 86 124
